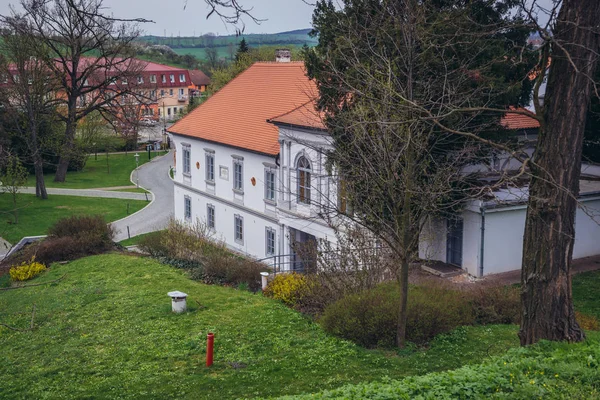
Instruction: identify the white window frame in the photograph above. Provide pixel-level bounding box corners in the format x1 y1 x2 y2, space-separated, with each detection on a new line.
179 73 186 82
234 214 243 244
170 74 175 83
137 76 144 84
207 204 215 229
297 156 311 205
205 152 215 182
161 74 166 83
184 195 192 220
265 227 276 256
182 144 191 175
264 168 276 202
150 74 157 83
233 158 243 192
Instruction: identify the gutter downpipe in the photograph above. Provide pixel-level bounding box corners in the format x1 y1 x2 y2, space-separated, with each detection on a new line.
479 205 486 278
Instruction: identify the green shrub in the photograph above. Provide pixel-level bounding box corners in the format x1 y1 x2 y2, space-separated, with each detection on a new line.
138 231 170 258
12 215 117 265
468 284 521 325
9 258 46 281
48 215 114 241
320 282 474 347
264 273 313 306
142 219 268 291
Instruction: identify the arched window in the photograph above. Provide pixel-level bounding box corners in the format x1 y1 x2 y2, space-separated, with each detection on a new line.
297 156 311 204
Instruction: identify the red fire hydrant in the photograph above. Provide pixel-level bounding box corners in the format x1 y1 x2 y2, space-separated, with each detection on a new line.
206 332 214 367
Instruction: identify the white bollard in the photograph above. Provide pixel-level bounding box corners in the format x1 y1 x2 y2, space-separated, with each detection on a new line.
260 272 270 291
167 291 188 313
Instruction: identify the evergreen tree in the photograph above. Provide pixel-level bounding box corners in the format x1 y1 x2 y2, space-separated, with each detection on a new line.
235 38 250 61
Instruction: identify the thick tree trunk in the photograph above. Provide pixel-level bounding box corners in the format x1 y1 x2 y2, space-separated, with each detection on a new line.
54 116 77 183
33 157 47 200
519 0 600 346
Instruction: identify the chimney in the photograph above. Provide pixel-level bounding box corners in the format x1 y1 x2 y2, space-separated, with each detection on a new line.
275 49 292 63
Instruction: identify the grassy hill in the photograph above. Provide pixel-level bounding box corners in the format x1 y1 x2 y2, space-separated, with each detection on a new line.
2 254 598 399
139 29 316 49
138 30 317 62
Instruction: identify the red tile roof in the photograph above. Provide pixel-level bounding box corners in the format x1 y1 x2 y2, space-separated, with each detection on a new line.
168 62 317 155
189 69 211 86
268 101 326 130
501 107 540 130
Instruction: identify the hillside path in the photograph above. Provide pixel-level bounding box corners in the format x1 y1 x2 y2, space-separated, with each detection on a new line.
111 151 174 241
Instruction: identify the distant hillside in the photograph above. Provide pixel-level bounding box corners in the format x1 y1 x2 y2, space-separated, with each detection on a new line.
138 29 317 50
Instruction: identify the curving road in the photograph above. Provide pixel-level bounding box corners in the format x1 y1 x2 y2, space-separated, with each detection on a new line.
112 151 174 241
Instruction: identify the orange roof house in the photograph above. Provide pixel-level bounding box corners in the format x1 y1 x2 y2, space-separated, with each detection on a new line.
500 107 540 130
168 62 317 155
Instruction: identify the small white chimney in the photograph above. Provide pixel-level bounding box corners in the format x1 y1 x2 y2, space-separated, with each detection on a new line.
275 49 292 63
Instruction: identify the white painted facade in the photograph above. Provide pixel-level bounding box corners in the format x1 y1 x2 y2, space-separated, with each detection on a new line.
420 197 600 277
171 125 340 271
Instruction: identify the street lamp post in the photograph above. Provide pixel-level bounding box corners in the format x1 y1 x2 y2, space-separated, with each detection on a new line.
134 153 140 188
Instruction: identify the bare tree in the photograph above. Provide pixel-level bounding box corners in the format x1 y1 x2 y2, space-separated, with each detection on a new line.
11 0 146 183
0 16 60 199
305 0 534 347
519 0 600 345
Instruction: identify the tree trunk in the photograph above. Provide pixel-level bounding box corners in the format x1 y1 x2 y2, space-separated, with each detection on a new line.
54 119 76 183
396 256 410 348
519 0 600 346
33 156 47 200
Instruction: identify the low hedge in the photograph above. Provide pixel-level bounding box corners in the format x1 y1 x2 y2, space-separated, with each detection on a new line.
320 282 475 346
272 339 600 399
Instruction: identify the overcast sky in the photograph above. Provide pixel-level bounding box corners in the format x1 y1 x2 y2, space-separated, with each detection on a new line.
0 0 318 36
0 0 558 37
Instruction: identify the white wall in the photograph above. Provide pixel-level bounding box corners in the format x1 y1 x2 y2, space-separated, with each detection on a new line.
419 197 600 277
574 198 600 258
171 133 281 262
462 211 482 277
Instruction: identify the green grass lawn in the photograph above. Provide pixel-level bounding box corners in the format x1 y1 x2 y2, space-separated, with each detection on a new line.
573 269 600 319
0 254 522 400
0 194 147 243
119 231 159 247
26 151 168 190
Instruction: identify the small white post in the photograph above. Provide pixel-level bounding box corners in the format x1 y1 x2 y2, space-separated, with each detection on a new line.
167 291 188 313
260 272 270 291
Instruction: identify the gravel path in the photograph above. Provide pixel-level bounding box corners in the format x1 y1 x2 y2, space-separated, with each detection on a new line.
111 151 174 241
19 187 148 200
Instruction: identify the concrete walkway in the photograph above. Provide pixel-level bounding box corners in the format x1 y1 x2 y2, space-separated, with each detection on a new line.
20 187 148 201
111 151 174 241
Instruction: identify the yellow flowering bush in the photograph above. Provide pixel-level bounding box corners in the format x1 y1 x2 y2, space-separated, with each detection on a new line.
9 258 47 282
263 273 312 306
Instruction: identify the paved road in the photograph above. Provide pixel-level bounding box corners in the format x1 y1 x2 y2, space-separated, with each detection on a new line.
112 151 174 241
20 187 148 200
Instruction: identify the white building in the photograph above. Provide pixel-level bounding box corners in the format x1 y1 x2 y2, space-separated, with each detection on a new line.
168 61 338 271
169 61 600 277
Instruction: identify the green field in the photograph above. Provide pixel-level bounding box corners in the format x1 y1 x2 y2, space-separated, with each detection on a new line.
26 152 167 190
0 194 147 243
1 254 599 399
0 253 519 399
140 30 317 49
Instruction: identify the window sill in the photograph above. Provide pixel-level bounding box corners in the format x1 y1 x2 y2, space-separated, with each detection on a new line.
264 199 277 206
206 180 215 185
233 188 244 195
235 239 244 245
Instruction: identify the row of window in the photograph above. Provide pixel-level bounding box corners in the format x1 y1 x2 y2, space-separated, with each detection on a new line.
185 147 312 205
113 73 187 86
159 106 185 117
183 196 276 255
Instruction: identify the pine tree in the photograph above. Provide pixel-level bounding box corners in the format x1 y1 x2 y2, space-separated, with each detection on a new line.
235 38 249 62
